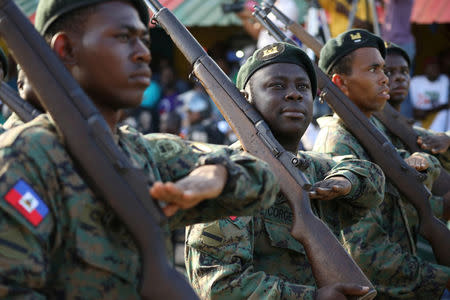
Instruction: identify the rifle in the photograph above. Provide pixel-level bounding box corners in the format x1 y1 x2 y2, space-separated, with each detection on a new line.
145 0 376 298
0 1 198 299
254 3 450 266
261 0 450 197
0 81 41 122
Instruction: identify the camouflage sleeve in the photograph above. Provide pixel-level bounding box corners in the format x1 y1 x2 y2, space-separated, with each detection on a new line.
145 136 279 229
0 127 60 299
341 208 450 298
303 152 384 225
414 126 450 171
322 157 385 224
185 218 316 300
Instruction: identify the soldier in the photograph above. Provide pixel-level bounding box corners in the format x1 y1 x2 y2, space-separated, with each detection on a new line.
0 0 278 297
313 29 450 298
2 66 42 130
185 42 385 299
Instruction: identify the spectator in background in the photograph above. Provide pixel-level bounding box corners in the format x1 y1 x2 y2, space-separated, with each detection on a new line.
236 0 300 49
158 63 190 114
410 56 449 132
160 111 182 137
381 0 415 118
318 0 373 38
182 91 227 145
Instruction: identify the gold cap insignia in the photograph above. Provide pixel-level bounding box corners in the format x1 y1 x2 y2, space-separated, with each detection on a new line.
257 43 285 61
350 32 362 41
262 46 279 57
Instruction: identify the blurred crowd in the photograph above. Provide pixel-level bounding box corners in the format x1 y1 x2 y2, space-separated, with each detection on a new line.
0 0 448 151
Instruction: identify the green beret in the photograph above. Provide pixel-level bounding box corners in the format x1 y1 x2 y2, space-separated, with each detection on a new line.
0 47 7 78
319 29 386 74
35 0 149 34
236 42 317 96
385 41 411 67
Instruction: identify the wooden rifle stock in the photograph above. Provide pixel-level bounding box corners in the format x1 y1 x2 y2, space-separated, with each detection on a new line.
0 1 199 299
255 4 450 266
146 0 376 297
0 81 41 122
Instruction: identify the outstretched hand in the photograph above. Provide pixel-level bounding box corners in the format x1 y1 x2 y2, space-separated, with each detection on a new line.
309 176 351 201
150 165 227 217
417 133 450 154
316 283 370 300
404 153 429 171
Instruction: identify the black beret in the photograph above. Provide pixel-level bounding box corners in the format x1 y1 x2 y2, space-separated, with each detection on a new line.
384 41 411 67
236 42 317 96
35 0 149 34
319 29 386 74
0 47 7 78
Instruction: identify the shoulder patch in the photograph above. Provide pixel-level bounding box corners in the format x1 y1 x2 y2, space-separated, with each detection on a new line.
154 139 183 160
201 222 224 247
4 179 48 226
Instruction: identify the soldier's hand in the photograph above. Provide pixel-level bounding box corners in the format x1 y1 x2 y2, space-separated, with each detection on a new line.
417 133 450 154
150 164 227 217
316 283 370 300
309 176 351 201
404 153 429 171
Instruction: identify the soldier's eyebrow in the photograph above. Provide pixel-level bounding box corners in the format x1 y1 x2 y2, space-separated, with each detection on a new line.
118 24 149 37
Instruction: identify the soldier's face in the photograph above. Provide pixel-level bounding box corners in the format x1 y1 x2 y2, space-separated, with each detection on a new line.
17 69 40 109
340 47 390 117
70 1 151 110
247 63 313 139
384 53 410 106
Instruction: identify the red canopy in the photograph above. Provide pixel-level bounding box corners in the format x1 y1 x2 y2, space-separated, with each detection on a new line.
410 0 450 24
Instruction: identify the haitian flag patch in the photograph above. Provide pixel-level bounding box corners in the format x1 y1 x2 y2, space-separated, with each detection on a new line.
4 179 48 226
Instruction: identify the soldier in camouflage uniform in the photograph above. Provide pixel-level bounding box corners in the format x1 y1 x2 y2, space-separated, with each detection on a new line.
313 29 450 298
0 0 278 298
185 42 385 300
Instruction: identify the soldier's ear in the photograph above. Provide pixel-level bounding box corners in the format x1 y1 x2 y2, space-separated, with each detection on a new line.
332 74 349 96
240 90 249 100
51 32 77 65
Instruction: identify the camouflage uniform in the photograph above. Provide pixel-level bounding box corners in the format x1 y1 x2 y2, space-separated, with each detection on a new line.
0 114 277 298
186 144 385 300
313 114 450 299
